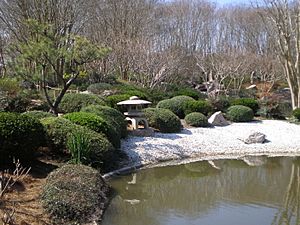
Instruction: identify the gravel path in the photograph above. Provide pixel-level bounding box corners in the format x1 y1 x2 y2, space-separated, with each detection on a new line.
121 120 300 167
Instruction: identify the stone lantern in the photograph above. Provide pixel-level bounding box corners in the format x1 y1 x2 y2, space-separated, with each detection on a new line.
117 96 151 130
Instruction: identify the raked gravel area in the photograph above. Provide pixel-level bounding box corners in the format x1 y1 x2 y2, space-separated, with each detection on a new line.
121 120 300 167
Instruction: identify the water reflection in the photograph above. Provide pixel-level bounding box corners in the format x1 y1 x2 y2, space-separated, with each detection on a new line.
102 157 300 225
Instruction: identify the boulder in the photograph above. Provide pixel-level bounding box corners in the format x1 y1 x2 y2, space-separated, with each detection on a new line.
208 111 229 126
243 132 266 144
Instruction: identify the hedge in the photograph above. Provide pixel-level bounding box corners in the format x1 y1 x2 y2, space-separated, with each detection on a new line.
185 112 209 127
22 110 55 120
293 108 300 120
41 117 114 169
230 98 259 113
226 105 254 122
63 112 120 148
0 112 45 162
157 95 194 119
184 100 213 116
59 93 106 113
81 105 127 138
144 108 181 133
41 164 109 224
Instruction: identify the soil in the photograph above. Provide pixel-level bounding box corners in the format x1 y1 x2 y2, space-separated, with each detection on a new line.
0 154 64 225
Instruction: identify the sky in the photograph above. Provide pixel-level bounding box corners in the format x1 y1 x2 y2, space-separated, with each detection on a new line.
214 0 252 6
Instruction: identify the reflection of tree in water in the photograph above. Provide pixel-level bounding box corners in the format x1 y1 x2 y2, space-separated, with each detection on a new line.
183 161 220 178
271 162 300 225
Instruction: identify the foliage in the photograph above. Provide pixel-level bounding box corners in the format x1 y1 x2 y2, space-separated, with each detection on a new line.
106 94 131 109
81 105 127 138
157 95 195 119
257 99 292 119
22 110 55 120
10 19 109 114
226 105 254 122
292 108 300 120
173 88 203 100
67 131 91 164
209 97 231 112
59 93 106 113
184 100 213 116
230 98 259 113
143 108 181 133
0 78 20 95
63 112 120 148
41 117 114 169
87 83 112 94
185 112 209 127
41 164 109 224
0 112 45 162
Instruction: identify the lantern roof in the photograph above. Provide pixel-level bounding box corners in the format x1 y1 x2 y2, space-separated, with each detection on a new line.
117 96 152 105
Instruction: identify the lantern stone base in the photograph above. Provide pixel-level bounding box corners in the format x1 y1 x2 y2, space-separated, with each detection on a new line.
126 117 149 130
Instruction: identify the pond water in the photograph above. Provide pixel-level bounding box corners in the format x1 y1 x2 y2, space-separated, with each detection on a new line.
102 157 300 225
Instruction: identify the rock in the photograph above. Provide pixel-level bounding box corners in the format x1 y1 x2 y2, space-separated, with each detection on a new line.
208 111 229 126
246 84 257 90
242 132 266 144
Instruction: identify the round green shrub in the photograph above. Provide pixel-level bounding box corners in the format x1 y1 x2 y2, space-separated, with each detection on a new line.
81 105 127 138
144 108 181 133
0 112 45 162
59 93 106 113
87 83 112 94
22 110 55 120
185 112 209 127
63 112 120 148
226 105 254 122
184 100 213 116
292 108 300 120
41 164 109 224
106 94 131 109
230 98 259 113
157 95 194 119
41 117 114 169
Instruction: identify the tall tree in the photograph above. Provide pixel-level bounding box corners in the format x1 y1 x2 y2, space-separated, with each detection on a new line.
260 0 300 109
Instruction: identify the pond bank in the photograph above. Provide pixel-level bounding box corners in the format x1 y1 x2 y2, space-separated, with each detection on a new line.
104 120 300 178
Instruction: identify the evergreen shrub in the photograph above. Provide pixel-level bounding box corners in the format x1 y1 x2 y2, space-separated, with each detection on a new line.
144 108 181 133
41 164 109 224
226 105 254 122
185 112 209 127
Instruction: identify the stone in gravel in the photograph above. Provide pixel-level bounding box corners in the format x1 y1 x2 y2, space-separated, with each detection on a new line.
243 132 266 144
208 111 229 126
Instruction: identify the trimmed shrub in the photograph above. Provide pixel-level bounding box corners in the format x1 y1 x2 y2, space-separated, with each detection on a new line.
173 88 202 100
230 98 259 113
0 112 45 162
63 112 120 148
185 112 209 127
23 110 55 120
41 164 109 224
87 83 112 94
184 100 213 116
144 108 181 133
59 93 106 113
209 97 230 112
106 94 131 109
292 108 300 120
81 105 127 138
41 117 114 169
157 95 194 119
226 105 254 122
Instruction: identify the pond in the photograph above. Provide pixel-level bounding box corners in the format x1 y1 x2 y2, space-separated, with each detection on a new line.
102 157 300 225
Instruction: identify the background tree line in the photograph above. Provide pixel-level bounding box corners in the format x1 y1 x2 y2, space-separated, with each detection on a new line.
0 0 299 108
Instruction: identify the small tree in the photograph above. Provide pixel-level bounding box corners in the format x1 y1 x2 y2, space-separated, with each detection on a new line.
10 19 109 115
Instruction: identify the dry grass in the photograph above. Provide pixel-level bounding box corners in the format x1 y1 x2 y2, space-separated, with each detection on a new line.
0 157 62 225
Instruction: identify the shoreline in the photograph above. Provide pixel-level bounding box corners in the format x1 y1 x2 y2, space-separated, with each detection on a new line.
104 120 300 179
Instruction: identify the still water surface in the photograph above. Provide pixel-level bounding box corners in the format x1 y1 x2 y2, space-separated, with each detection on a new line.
102 157 300 225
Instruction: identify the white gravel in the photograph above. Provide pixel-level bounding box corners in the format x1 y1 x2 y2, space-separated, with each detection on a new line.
121 120 300 167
